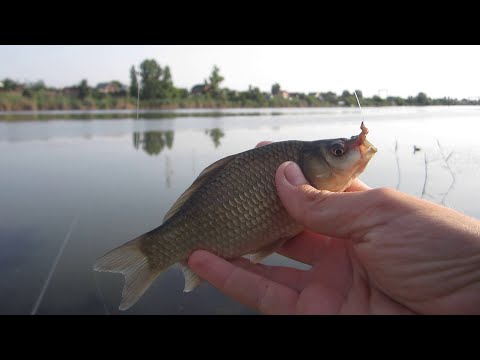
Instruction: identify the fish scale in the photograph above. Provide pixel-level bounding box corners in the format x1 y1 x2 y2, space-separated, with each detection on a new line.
94 123 377 310
152 143 293 261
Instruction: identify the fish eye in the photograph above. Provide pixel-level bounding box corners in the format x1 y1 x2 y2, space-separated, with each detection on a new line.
330 143 345 157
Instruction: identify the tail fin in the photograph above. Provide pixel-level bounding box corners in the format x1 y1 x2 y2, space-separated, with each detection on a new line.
94 237 163 311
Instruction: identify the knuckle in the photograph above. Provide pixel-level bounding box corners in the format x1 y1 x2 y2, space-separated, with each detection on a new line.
371 187 398 201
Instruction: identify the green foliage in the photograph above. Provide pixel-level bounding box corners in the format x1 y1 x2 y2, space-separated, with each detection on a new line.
207 65 224 98
130 66 139 97
271 83 281 95
159 66 176 99
0 61 477 112
415 92 430 106
22 88 33 98
322 91 338 104
354 90 363 99
1 78 19 91
140 59 162 99
79 79 90 100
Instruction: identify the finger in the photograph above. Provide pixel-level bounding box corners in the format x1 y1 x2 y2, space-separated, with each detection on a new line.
188 250 298 314
275 161 394 241
255 141 272 148
231 257 307 292
345 178 371 192
276 231 334 265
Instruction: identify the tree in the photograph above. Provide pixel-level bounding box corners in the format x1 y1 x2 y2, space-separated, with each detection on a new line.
163 66 173 87
247 85 265 102
322 91 337 104
208 65 224 97
140 59 162 99
354 90 363 99
22 88 33 98
271 83 281 96
159 66 175 99
342 90 351 98
372 95 383 105
415 92 430 106
2 78 18 91
130 66 139 97
31 80 46 91
79 79 89 100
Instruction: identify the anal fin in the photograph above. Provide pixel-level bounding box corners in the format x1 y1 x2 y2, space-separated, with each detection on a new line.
180 263 204 292
249 237 291 264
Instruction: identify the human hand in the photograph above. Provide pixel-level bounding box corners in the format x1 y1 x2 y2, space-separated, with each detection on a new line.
188 141 480 314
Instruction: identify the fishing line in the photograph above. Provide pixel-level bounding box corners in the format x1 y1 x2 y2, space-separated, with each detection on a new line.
87 219 110 315
31 215 79 315
354 90 364 123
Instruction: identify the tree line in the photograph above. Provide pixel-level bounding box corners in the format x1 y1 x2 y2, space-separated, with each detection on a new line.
0 59 478 111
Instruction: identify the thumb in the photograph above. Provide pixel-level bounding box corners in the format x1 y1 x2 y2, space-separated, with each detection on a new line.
275 161 384 240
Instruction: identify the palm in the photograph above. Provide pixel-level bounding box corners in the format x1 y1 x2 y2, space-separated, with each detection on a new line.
189 200 480 314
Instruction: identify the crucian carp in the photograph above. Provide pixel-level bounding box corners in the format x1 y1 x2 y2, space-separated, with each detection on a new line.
94 122 377 310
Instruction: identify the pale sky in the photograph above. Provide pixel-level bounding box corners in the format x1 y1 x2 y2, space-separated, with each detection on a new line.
1 45 480 99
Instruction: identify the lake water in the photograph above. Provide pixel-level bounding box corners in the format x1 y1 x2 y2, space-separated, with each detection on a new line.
1 106 479 315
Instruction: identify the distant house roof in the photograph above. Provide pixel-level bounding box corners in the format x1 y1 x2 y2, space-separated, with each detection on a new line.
96 82 125 94
191 84 210 94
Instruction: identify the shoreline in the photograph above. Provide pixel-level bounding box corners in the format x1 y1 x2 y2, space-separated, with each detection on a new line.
0 105 477 122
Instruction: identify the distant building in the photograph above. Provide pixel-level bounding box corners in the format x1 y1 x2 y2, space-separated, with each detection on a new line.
308 92 324 101
279 90 289 99
96 82 126 94
62 86 80 97
0 81 3 88
289 92 304 100
191 84 211 95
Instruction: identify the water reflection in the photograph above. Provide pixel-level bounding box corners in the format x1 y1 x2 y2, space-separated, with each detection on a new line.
204 128 225 148
132 128 226 155
133 131 174 156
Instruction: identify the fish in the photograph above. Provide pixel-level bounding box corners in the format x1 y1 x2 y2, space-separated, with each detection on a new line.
94 122 377 310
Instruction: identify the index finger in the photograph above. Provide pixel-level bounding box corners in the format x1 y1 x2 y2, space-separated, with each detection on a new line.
188 250 298 315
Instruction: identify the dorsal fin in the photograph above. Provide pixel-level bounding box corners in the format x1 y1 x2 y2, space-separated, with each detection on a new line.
163 154 236 223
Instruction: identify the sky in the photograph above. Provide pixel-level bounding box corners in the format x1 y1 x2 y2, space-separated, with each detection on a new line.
1 45 480 99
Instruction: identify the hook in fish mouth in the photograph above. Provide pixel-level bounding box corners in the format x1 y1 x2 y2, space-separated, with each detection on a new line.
356 121 369 146
348 121 377 156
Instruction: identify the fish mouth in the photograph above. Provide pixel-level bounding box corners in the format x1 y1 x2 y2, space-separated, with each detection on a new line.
360 138 378 159
348 122 377 177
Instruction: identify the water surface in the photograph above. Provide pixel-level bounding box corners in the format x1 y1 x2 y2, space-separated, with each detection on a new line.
1 106 479 314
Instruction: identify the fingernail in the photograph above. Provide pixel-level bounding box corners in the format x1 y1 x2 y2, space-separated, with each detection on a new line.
284 162 308 186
